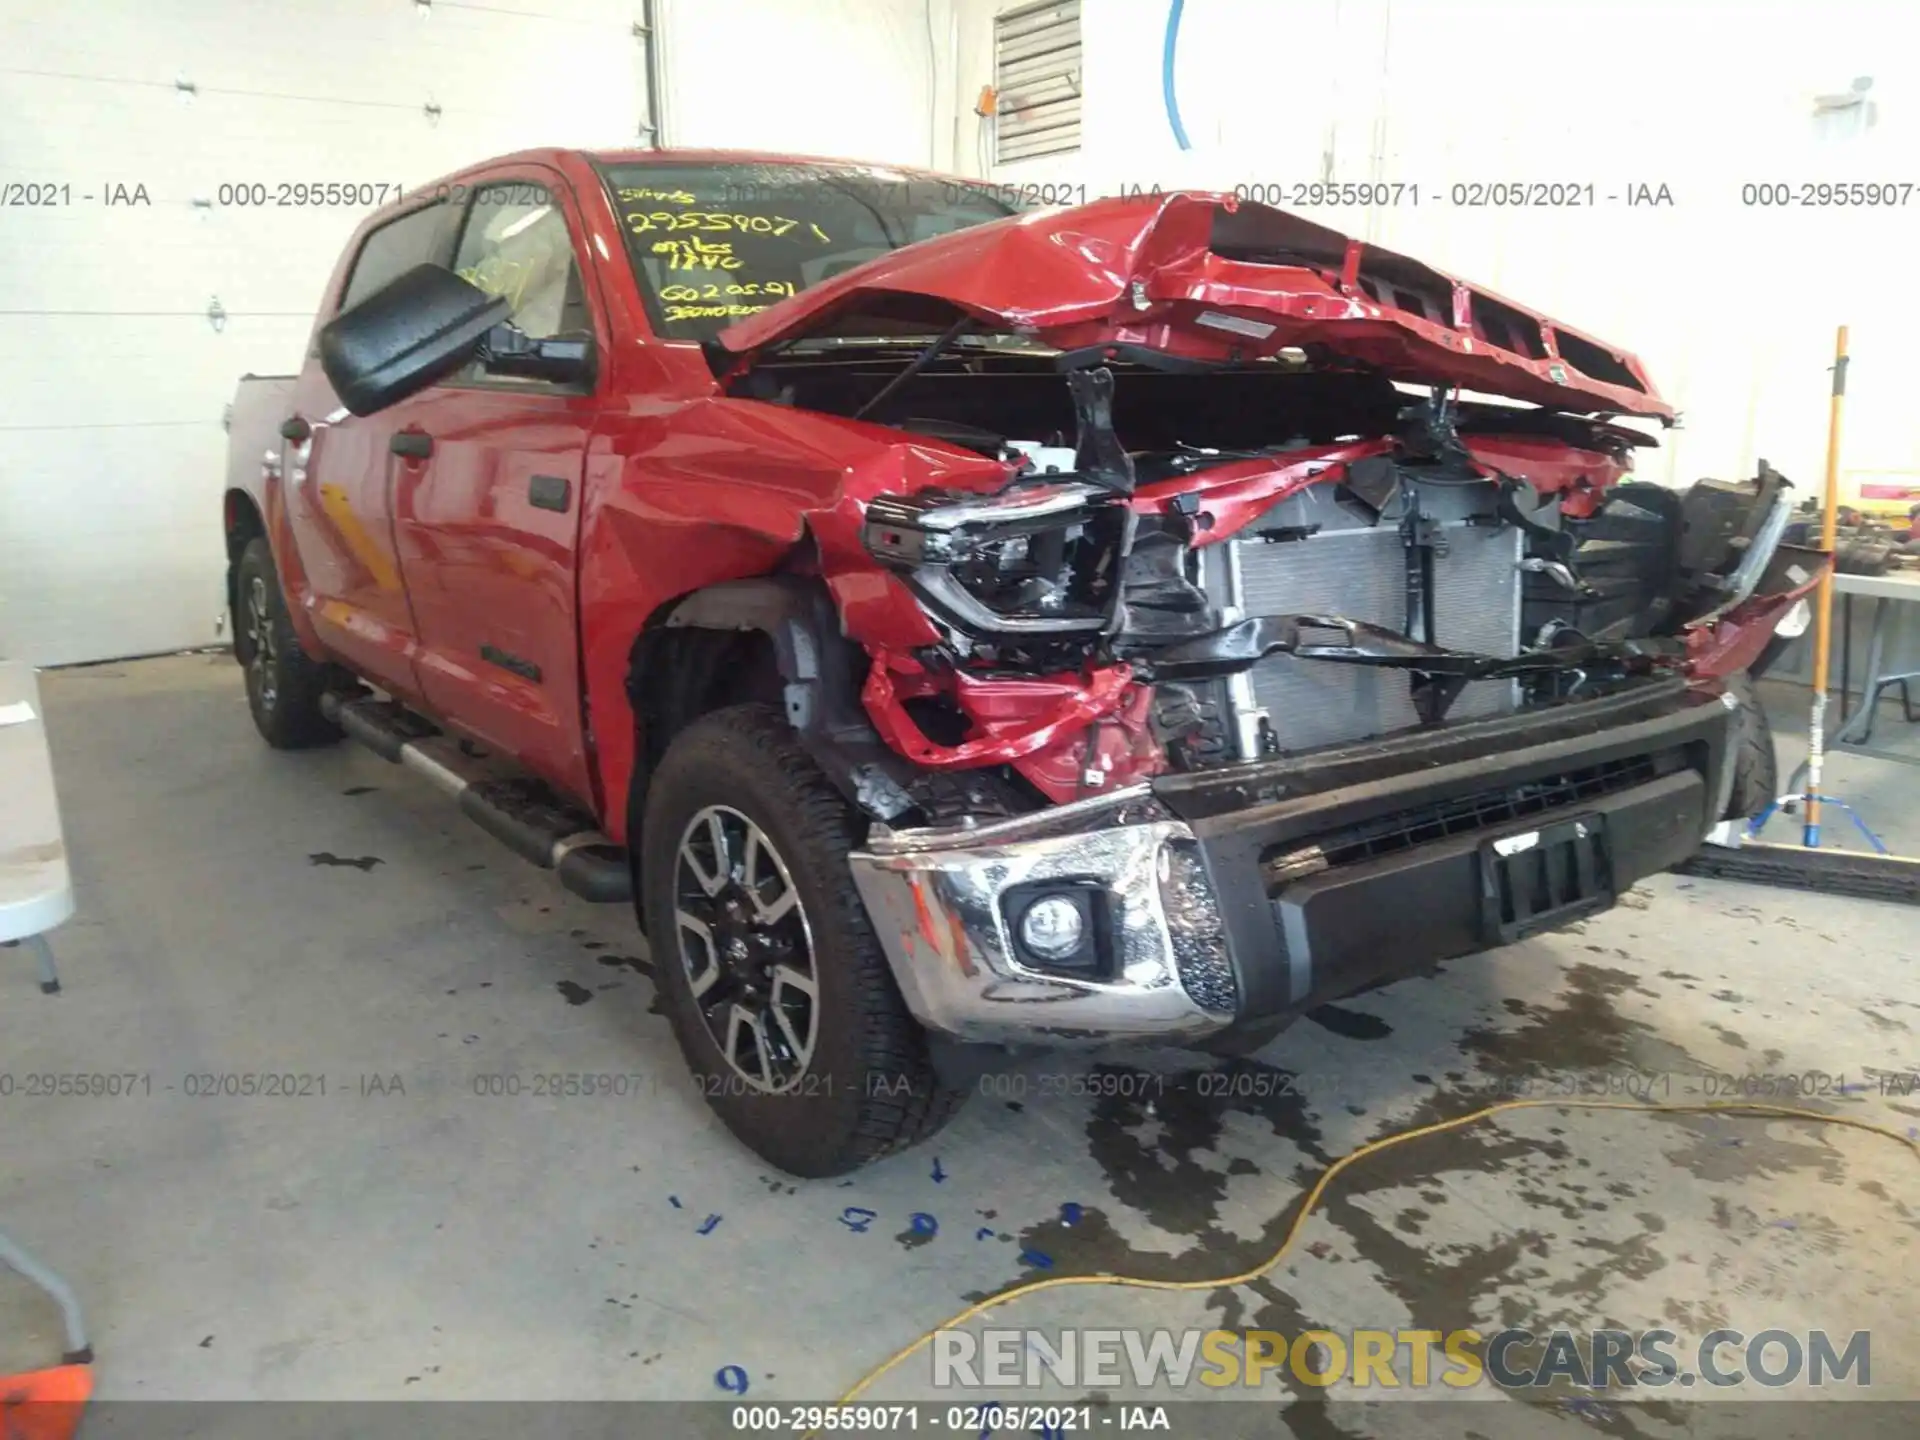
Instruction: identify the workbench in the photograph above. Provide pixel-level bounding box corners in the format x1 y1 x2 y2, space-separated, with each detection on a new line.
1834 568 1920 746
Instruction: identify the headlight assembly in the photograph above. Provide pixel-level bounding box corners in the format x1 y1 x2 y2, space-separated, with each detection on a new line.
861 482 1134 637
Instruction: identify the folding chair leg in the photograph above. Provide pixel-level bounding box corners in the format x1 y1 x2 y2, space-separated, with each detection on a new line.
0 1227 90 1363
23 933 60 995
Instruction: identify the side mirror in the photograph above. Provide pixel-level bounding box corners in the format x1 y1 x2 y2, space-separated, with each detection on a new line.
318 264 509 416
481 324 596 387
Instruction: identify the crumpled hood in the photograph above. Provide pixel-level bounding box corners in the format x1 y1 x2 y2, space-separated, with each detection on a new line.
717 191 1672 421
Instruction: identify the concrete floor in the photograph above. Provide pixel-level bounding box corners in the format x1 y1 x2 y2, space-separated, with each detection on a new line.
3 654 1918 1433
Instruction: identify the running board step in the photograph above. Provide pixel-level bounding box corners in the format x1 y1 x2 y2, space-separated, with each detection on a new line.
320 693 630 904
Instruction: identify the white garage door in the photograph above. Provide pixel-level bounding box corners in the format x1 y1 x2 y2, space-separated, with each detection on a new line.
0 0 650 666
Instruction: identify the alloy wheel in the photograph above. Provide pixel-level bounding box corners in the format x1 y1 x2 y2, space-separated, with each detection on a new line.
672 805 819 1092
245 575 279 711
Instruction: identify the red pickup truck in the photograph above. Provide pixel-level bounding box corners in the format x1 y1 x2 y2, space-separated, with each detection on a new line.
224 147 1818 1175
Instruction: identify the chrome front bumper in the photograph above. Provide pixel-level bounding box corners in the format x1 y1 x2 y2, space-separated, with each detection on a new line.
846 787 1238 1046
848 682 1737 1049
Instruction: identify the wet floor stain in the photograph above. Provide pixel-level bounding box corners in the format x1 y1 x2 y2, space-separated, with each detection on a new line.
1267 1401 1372 1440
975 956 1861 1417
959 1057 1338 1302
1305 1004 1392 1040
308 852 382 871
1454 963 1680 1085
556 979 594 1006
598 953 652 976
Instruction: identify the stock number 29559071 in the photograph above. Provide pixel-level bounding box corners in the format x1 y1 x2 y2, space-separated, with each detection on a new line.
730 1404 1097 1431
976 1071 1166 1101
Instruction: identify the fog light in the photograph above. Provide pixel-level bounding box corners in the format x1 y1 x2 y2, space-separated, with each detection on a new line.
1018 894 1085 961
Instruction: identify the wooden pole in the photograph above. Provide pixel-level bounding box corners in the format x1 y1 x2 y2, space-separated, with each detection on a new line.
1803 325 1849 846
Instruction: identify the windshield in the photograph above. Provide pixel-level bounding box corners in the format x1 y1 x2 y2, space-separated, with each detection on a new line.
596 161 1018 343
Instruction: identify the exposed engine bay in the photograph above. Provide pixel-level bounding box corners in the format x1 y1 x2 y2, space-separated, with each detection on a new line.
732 337 1821 814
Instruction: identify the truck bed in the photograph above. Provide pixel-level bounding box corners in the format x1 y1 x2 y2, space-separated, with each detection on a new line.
226 374 297 514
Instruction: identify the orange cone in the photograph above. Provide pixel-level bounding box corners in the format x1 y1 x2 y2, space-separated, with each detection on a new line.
0 1362 92 1440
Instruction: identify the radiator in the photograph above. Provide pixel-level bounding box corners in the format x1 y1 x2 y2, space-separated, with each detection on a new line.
1206 484 1524 756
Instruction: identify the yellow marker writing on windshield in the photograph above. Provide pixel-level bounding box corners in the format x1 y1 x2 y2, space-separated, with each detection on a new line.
651 237 742 271
626 210 828 240
617 187 695 206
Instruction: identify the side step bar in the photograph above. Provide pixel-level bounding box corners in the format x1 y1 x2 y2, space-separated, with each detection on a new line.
320 693 631 904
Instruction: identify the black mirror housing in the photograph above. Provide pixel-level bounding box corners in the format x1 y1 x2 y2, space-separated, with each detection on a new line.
482 325 596 387
319 264 510 416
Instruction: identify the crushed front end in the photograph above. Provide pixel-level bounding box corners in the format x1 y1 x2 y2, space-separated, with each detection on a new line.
721 192 1823 1048
834 388 1817 1047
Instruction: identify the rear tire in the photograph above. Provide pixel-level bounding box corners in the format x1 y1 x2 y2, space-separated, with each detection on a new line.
1722 674 1778 819
235 537 342 749
640 704 965 1176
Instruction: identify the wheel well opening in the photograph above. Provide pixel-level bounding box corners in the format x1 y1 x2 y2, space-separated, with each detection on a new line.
224 492 267 615
626 625 785 825
225 491 265 557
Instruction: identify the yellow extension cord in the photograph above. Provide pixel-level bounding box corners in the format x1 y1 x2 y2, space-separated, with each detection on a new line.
816 1097 1920 1419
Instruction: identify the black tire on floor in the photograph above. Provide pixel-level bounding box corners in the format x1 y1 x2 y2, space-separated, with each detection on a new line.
1722 673 1778 819
234 537 343 749
639 703 965 1176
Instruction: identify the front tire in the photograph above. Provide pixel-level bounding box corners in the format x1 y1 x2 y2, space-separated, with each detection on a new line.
640 704 964 1176
234 537 342 749
1722 674 1778 819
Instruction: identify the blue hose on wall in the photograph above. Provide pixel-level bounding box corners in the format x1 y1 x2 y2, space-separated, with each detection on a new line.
1163 0 1193 150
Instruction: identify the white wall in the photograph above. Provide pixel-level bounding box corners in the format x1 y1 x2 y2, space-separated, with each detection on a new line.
951 0 1920 498
657 0 950 169
0 0 945 666
0 0 652 665
10 0 1911 666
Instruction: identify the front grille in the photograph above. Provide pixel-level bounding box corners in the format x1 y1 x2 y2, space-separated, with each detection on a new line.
1263 753 1665 884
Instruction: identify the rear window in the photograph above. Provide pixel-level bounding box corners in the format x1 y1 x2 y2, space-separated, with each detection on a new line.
339 202 449 311
596 162 1016 343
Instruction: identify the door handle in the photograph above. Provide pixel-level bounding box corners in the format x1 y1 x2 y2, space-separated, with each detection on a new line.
390 431 434 460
